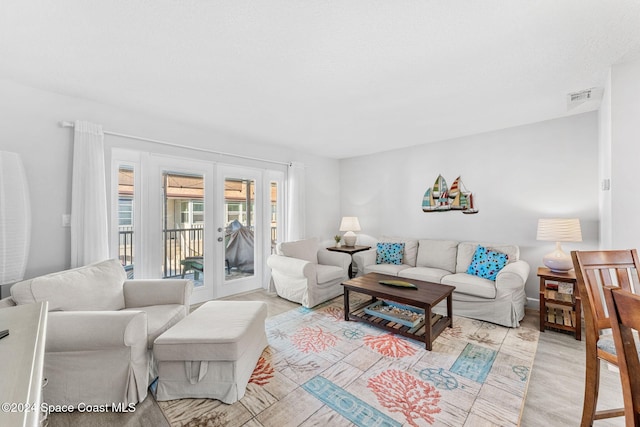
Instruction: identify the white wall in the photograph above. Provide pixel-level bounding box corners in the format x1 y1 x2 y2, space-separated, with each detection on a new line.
609 59 640 250
598 69 612 249
0 79 340 285
340 113 600 304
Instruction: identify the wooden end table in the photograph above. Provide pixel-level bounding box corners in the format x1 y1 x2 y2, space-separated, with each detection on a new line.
538 267 581 340
326 245 371 278
342 273 454 350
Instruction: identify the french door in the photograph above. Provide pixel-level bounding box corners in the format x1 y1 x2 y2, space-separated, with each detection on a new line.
111 150 280 304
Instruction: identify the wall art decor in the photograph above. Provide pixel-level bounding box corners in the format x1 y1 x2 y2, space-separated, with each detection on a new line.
422 175 478 214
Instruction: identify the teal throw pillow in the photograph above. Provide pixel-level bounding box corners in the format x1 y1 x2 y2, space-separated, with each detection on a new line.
466 245 509 281
376 242 405 265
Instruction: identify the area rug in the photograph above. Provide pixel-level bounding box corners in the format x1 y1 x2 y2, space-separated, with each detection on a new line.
157 297 539 427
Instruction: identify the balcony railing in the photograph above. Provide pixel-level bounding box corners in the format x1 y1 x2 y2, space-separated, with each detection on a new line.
119 225 277 278
163 227 204 277
119 226 134 267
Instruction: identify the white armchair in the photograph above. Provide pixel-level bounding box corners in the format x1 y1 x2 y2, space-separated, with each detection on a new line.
267 238 351 308
3 259 193 406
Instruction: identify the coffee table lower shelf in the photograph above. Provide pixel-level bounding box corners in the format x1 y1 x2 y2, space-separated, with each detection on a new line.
342 273 455 350
347 299 451 350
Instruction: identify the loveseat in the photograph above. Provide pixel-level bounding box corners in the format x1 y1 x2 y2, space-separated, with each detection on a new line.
267 238 351 308
0 259 193 406
353 238 529 327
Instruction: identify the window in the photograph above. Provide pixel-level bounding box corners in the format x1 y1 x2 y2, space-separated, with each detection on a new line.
118 197 133 227
179 200 204 225
193 201 204 223
226 202 243 224
180 201 189 224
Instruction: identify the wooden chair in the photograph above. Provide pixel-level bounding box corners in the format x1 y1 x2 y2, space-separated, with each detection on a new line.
603 287 640 426
571 249 640 426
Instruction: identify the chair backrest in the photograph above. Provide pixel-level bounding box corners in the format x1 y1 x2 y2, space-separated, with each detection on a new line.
278 238 319 264
603 287 640 425
572 250 640 337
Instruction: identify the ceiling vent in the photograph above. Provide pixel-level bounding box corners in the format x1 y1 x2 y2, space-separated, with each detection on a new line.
567 87 604 111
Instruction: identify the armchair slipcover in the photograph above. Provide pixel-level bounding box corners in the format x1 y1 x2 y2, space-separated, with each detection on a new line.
267 238 351 308
5 259 193 406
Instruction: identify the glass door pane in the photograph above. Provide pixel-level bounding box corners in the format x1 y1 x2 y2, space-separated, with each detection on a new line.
117 166 135 278
217 165 263 298
224 177 256 281
162 172 205 288
270 181 279 253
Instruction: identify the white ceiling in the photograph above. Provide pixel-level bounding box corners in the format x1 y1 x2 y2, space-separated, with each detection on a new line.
1 1 639 159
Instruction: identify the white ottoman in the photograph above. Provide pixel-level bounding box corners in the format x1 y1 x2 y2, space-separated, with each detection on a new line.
153 300 268 404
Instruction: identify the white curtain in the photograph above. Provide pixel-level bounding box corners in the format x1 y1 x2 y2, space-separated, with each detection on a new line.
286 162 305 242
70 120 109 268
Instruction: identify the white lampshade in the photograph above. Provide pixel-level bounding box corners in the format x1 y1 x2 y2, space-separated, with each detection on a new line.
0 152 31 285
339 216 361 247
536 218 582 272
339 217 361 232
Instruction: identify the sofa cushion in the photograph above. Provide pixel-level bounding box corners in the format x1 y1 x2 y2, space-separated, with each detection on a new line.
316 264 345 284
376 242 405 265
398 267 451 284
11 259 126 311
364 263 411 276
380 237 418 266
416 239 458 272
441 273 497 299
279 238 318 264
122 304 186 349
455 242 519 273
466 245 509 281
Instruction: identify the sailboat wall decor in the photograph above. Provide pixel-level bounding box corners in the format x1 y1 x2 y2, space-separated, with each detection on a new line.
422 175 478 214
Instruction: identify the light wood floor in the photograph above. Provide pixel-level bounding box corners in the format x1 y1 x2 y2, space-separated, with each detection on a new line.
48 289 625 427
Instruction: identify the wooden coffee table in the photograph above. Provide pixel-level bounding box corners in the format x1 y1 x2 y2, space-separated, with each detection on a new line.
342 273 454 350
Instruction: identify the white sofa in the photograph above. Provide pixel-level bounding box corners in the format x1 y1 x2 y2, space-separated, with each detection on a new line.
353 238 530 327
0 259 193 406
267 238 351 308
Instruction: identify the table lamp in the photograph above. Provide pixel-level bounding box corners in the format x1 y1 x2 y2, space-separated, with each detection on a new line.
536 218 582 272
339 217 361 247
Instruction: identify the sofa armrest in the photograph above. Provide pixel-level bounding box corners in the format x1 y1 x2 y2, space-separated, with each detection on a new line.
46 311 147 352
317 250 351 270
123 279 193 310
352 249 377 276
267 254 315 279
0 296 16 308
495 260 530 290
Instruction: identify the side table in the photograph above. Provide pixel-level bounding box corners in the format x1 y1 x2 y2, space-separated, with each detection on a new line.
537 267 581 340
326 245 371 278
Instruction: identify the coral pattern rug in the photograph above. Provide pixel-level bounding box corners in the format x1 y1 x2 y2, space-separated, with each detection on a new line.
157 298 539 426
